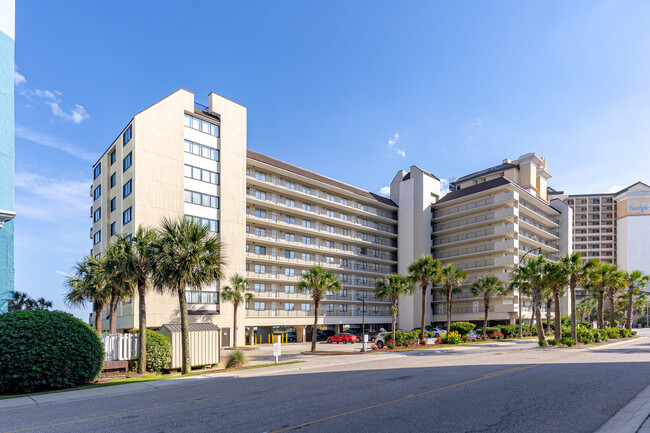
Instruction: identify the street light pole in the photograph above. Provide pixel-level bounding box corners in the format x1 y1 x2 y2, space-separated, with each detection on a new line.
517 248 542 339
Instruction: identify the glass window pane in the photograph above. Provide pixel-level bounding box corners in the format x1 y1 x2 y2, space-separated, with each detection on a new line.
202 171 210 182
202 195 210 207
193 168 201 180
191 116 200 129
184 140 191 152
201 120 210 133
201 146 210 158
184 114 191 127
184 165 192 177
193 143 201 155
193 192 201 204
184 190 191 202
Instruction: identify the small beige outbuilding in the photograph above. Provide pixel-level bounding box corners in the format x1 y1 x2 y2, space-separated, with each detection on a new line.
158 323 220 370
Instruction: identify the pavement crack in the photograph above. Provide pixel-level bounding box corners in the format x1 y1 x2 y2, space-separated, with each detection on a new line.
27 396 38 406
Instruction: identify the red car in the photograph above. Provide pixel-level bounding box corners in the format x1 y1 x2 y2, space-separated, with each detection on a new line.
326 333 358 344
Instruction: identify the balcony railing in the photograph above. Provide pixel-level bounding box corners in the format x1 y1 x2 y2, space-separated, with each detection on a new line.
433 197 495 218
519 214 559 237
433 213 495 231
433 228 495 246
434 243 494 260
245 309 390 317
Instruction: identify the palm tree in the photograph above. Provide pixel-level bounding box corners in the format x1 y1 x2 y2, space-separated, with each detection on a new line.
63 256 109 331
471 275 507 333
587 261 617 329
298 266 341 352
152 218 224 374
605 269 625 327
511 255 547 344
558 253 594 341
576 300 593 322
439 264 468 334
623 271 649 330
34 297 53 310
376 274 414 344
102 241 135 334
545 262 568 340
8 291 35 311
221 274 253 348
115 227 158 374
407 255 442 343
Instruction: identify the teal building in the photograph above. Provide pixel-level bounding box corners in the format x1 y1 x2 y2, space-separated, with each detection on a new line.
0 0 16 313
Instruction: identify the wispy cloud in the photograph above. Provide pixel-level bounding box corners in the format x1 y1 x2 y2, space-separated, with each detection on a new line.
607 185 624 193
387 132 406 157
46 102 89 124
14 65 26 86
379 186 391 197
15 172 90 223
15 124 96 162
34 89 61 101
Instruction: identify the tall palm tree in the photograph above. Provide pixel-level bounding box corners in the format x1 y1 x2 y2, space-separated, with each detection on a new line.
34 297 53 310
152 218 224 374
623 271 649 330
558 253 594 341
298 266 341 352
545 262 568 340
116 227 158 374
63 255 109 331
587 261 617 329
8 291 35 311
407 255 442 343
605 269 625 327
471 275 507 333
439 264 468 334
376 274 414 344
221 274 253 348
511 255 547 344
102 242 135 334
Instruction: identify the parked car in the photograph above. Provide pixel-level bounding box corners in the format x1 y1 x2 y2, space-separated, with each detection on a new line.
326 333 358 344
286 332 297 342
343 329 359 337
317 330 335 341
425 326 447 337
370 332 387 349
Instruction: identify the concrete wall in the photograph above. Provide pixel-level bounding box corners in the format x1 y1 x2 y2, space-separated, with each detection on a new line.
616 186 650 275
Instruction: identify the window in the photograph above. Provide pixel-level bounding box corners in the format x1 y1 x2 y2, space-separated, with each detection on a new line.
284 303 295 311
184 140 219 161
339 304 348 312
285 181 295 190
254 246 266 255
341 228 348 236
255 172 267 182
123 125 132 146
246 244 250 252
110 173 116 188
254 283 266 292
93 164 101 179
301 253 311 261
123 207 132 224
285 216 295 224
326 225 335 233
184 215 219 232
302 236 311 245
110 149 117 165
326 209 335 218
301 303 311 312
326 304 334 312
123 180 132 198
110 222 116 236
302 203 311 212
285 268 295 277
302 219 311 228
326 194 335 202
184 190 219 208
111 197 116 212
123 152 132 172
254 302 265 311
93 231 101 245
93 185 101 201
325 256 334 264
286 199 295 207
359 290 367 298
254 264 266 274
302 186 311 195
285 250 295 259
285 233 295 242
341 289 348 297
340 214 348 221
184 164 219 184
255 209 266 218
284 285 295 294
93 207 101 222
340 198 348 206
326 241 335 248
184 113 219 136
255 191 266 200
254 227 266 237
186 291 218 304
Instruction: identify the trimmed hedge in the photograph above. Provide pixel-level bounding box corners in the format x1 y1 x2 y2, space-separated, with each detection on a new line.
449 322 475 336
146 330 172 372
0 310 104 393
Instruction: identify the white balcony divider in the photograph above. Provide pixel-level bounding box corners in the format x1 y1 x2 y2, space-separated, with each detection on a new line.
101 333 139 362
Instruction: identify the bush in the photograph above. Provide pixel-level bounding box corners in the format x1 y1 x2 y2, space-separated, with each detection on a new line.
489 331 505 340
619 328 632 338
391 330 409 347
560 337 575 347
606 328 621 339
386 339 395 349
449 322 476 336
0 310 104 393
440 331 462 344
538 340 547 347
226 349 248 368
632 330 637 336
407 329 433 343
496 324 518 338
145 330 172 373
547 339 558 346
595 329 608 342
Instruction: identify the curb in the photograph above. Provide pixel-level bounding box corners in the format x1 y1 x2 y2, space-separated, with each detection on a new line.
595 381 650 433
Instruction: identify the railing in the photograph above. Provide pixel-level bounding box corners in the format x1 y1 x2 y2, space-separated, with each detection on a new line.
433 197 495 218
519 200 559 224
434 213 495 231
245 309 390 317
101 334 139 362
434 243 494 260
519 214 559 237
520 229 559 249
453 259 495 270
433 228 495 246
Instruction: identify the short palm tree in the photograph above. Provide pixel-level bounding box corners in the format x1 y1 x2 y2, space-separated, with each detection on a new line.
558 253 594 341
439 264 468 334
298 266 341 352
116 227 158 374
605 269 626 327
152 218 224 374
576 300 593 322
408 255 442 343
623 271 649 330
544 262 568 340
103 242 135 334
511 255 547 344
587 261 617 329
63 255 109 331
221 274 253 348
8 291 35 311
471 275 507 333
376 274 414 344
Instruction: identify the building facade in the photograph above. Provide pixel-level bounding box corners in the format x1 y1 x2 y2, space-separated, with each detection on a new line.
0 0 16 314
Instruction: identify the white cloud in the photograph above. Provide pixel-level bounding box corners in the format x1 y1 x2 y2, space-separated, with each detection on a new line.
14 67 26 86
55 270 74 278
607 185 624 193
15 172 90 223
387 132 406 157
15 124 96 162
379 186 391 196
438 179 449 198
45 102 89 124
35 89 61 101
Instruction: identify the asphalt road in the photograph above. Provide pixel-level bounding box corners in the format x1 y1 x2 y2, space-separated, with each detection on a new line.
2 330 650 433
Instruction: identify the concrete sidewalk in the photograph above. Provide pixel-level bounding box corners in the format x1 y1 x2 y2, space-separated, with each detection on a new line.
595 381 650 433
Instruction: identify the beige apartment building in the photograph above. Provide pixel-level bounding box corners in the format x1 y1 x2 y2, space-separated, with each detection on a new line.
90 89 396 345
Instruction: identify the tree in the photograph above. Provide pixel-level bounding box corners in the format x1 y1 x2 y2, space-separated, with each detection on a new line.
576 300 593 322
102 242 135 334
63 256 109 331
376 274 414 344
152 218 224 374
298 266 341 352
510 255 547 345
587 261 617 329
558 253 595 341
439 264 468 334
407 255 442 343
221 274 253 348
471 275 507 333
605 269 625 327
115 227 158 374
34 298 53 310
623 271 649 330
8 291 35 311
544 262 568 340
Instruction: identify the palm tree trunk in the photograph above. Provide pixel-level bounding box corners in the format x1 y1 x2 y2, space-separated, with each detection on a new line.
554 291 561 340
178 287 191 374
109 291 119 334
597 290 605 329
232 301 238 348
483 299 489 334
535 308 545 343
93 301 103 332
626 288 634 331
570 284 577 341
391 314 396 344
533 286 545 344
530 307 536 334
311 299 319 352
446 289 452 334
420 284 427 343
546 300 552 334
609 293 616 328
138 280 147 374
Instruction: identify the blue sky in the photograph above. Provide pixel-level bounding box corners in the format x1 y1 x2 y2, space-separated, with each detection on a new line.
13 1 650 318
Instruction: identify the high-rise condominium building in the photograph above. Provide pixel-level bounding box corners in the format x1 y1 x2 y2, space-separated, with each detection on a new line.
91 89 397 345
0 0 16 314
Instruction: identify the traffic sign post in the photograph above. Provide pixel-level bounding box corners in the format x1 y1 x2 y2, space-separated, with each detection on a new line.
273 341 281 364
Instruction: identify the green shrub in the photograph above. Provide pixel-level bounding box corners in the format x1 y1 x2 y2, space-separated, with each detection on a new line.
547 339 558 346
495 324 518 338
606 328 621 339
579 321 593 329
226 349 247 368
580 337 590 344
449 322 476 336
560 337 575 347
632 330 637 336
595 329 608 342
561 327 571 338
407 329 433 343
619 328 633 338
538 340 547 347
392 330 409 346
0 310 104 393
145 330 172 373
440 331 462 344
386 339 395 349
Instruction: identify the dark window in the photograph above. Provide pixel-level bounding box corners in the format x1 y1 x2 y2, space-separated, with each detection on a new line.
93 231 101 245
110 173 116 188
110 197 116 212
110 222 116 236
123 207 132 225
93 207 101 222
110 150 116 165
123 180 132 198
93 164 101 179
123 152 132 172
123 125 132 146
93 185 101 201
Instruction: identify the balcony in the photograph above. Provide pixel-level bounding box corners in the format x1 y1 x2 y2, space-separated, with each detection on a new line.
245 309 390 318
